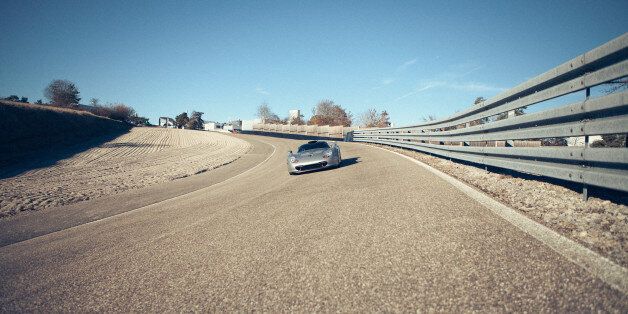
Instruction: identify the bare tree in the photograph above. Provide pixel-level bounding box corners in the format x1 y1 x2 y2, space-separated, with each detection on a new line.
360 108 391 127
378 110 391 127
256 102 277 123
470 96 491 125
44 79 81 107
603 78 628 94
359 108 379 127
309 100 352 126
90 102 138 123
107 103 136 122
422 115 437 122
289 114 306 125
591 134 627 147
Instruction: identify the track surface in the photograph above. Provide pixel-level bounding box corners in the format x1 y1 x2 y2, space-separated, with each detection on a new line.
0 134 626 311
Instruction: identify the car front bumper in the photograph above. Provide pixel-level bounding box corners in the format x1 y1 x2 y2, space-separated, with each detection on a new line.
287 157 340 174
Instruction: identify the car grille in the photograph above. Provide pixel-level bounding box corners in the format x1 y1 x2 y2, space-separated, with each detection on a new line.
296 162 327 171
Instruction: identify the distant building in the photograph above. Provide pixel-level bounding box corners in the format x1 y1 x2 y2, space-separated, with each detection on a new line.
203 121 224 131
204 122 217 131
224 120 242 132
159 117 176 128
288 109 300 124
242 118 262 131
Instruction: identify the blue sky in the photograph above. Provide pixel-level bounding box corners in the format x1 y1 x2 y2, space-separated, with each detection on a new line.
1 1 627 126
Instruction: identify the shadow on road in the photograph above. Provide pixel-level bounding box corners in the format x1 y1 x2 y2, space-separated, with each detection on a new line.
292 157 360 175
339 157 360 168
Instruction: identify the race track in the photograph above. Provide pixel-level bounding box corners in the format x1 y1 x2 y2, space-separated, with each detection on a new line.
0 134 625 311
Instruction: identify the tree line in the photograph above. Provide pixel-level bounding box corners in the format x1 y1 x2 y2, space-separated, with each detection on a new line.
2 79 151 126
173 111 205 130
256 100 391 128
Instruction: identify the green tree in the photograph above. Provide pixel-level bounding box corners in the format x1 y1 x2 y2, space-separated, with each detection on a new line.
474 97 486 105
175 112 189 128
186 111 204 130
44 79 81 107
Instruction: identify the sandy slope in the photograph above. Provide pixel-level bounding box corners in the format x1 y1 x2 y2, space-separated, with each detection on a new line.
0 128 250 217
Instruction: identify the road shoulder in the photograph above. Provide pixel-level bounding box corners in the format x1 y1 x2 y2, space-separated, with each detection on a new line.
370 144 628 295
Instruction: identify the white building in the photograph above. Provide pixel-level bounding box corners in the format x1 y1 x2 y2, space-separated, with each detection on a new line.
242 118 262 131
288 109 300 124
224 120 242 132
203 122 222 131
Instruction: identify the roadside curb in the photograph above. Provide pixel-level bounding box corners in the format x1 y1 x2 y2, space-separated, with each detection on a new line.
371 145 628 295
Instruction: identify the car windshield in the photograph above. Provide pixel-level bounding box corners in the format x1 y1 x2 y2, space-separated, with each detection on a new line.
297 142 329 153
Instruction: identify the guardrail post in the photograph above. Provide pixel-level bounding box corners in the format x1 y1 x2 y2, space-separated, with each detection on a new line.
582 87 591 201
582 185 588 201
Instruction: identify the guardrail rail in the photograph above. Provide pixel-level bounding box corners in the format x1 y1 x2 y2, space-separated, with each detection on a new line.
351 33 628 199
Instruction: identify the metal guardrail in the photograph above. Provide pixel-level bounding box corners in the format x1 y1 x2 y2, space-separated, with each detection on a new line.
351 33 628 197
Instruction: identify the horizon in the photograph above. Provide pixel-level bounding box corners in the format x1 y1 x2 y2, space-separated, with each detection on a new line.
1 0 627 125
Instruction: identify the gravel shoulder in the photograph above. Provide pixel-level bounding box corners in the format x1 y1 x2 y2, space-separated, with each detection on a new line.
367 143 628 268
0 128 251 218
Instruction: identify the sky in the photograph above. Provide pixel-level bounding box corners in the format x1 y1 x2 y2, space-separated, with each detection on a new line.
1 0 627 126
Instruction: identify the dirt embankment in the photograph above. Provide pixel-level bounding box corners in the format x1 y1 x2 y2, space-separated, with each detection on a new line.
0 100 130 170
0 128 251 218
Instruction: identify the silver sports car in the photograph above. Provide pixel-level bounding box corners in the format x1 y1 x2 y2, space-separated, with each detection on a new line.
287 140 342 174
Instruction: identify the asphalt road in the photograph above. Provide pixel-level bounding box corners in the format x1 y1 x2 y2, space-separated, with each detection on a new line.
0 134 626 311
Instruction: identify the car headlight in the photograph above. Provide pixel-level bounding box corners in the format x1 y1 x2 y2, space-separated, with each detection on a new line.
289 156 297 163
323 150 332 158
